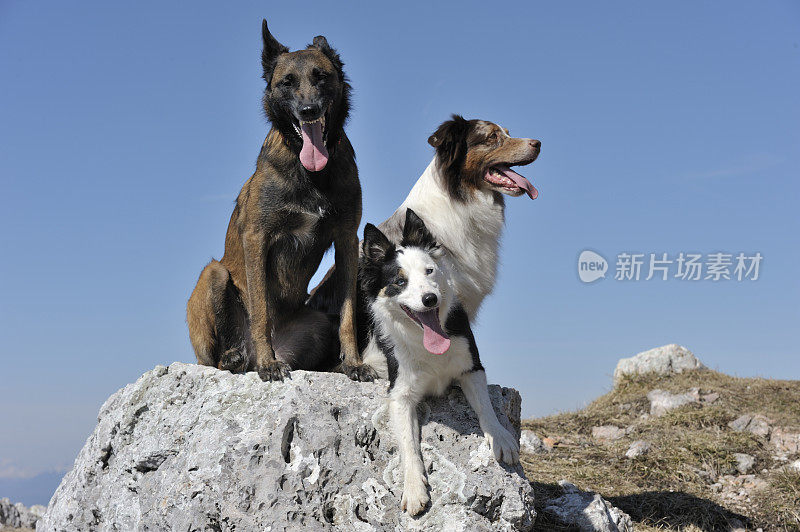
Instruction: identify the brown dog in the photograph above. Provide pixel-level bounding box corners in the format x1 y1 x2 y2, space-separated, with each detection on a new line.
186 20 376 382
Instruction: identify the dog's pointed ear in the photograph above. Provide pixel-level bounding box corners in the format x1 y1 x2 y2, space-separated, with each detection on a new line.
401 209 439 253
261 19 288 84
310 35 345 80
363 224 394 263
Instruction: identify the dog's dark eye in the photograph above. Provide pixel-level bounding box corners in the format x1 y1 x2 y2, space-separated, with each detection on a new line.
425 267 434 275
312 69 329 84
486 132 498 143
396 278 406 287
280 75 295 87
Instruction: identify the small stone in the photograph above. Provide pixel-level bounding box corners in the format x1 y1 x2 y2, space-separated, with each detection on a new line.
733 453 756 474
520 429 548 454
729 518 747 532
728 414 772 438
592 425 626 442
647 389 699 417
545 483 634 532
625 440 651 459
542 436 558 450
770 427 800 454
557 479 580 493
787 460 800 472
701 392 720 403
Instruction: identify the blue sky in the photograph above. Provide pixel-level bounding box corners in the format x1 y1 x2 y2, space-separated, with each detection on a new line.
1 1 799 504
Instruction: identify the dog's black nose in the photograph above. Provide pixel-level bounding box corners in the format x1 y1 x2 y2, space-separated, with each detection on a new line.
530 139 541 150
422 293 438 308
299 104 321 121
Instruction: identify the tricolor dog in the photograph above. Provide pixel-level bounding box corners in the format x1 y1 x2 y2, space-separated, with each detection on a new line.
310 115 541 357
359 210 520 516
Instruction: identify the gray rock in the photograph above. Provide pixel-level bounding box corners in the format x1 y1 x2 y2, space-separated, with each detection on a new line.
519 430 547 454
0 498 45 529
624 440 650 459
544 480 633 532
701 392 720 404
613 344 705 386
728 414 772 438
646 389 699 417
591 426 625 442
39 363 535 531
732 453 756 474
770 427 800 454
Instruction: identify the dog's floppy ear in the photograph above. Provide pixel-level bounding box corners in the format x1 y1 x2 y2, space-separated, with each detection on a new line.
428 114 469 148
363 224 395 263
428 115 471 199
261 19 289 84
401 209 440 254
309 35 345 80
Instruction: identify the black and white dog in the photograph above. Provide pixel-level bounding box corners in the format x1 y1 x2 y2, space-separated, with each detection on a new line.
359 210 520 516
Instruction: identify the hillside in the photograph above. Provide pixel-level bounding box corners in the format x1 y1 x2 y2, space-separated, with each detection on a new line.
522 364 800 530
3 346 798 531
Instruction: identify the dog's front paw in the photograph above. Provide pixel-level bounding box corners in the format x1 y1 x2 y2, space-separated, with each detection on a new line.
218 348 248 373
401 474 429 516
486 425 520 465
257 360 291 382
341 362 378 382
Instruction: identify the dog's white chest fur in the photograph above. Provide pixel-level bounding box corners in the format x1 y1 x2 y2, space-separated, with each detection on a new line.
390 331 473 398
383 159 505 319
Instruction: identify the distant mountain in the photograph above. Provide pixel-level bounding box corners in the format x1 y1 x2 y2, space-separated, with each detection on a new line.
0 471 65 506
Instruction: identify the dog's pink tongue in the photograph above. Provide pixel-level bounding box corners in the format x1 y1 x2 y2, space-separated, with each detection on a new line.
416 309 451 355
496 165 538 199
299 121 328 172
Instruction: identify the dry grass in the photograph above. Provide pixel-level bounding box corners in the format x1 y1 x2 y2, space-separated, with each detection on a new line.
521 369 800 531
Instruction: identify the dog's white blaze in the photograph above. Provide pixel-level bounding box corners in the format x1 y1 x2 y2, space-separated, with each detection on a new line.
393 247 447 313
395 159 505 319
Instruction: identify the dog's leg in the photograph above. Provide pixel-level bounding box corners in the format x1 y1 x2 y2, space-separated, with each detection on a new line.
187 260 224 367
214 271 251 373
389 391 429 516
458 370 520 465
243 230 289 381
187 260 250 371
335 231 376 381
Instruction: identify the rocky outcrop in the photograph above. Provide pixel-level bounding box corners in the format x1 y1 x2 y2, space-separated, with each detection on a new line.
39 363 535 531
613 344 705 386
0 498 45 529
